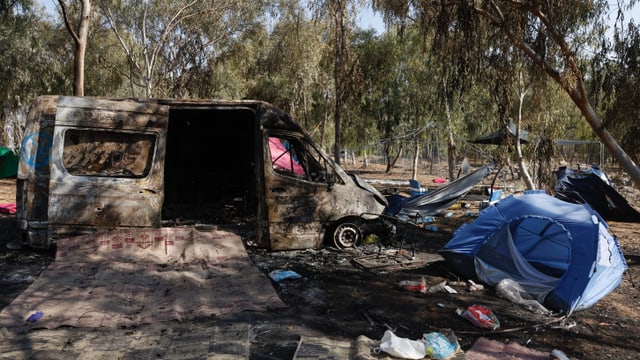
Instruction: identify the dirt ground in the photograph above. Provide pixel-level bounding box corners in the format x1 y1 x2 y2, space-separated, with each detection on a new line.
1 164 639 359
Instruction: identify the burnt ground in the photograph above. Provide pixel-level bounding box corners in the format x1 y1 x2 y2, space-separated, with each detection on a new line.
1 170 640 359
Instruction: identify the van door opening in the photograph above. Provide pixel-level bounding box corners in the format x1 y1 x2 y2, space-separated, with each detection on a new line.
162 107 258 225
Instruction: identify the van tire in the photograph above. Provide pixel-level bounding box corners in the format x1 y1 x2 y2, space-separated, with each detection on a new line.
332 221 362 249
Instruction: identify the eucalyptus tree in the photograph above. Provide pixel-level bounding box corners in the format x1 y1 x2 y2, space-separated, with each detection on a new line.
309 0 364 164
373 0 640 189
246 1 328 131
80 14 132 96
393 27 439 179
0 1 70 106
95 0 268 98
353 30 405 173
57 0 91 96
593 20 640 164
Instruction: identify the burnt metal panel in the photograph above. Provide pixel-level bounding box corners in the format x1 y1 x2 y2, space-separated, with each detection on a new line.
55 96 168 130
16 96 58 247
262 132 386 250
47 97 168 238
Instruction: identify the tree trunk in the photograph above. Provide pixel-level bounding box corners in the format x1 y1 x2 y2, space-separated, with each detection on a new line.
332 2 346 165
59 0 92 96
385 145 403 174
363 149 368 168
516 89 535 190
443 79 456 180
411 136 419 180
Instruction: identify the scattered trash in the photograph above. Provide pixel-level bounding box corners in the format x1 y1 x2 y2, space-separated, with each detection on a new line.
468 280 484 292
423 331 459 359
551 320 577 330
378 329 426 359
363 233 379 244
427 281 458 294
436 303 445 308
399 278 426 293
433 178 447 183
424 225 438 232
456 304 500 330
26 311 43 323
416 215 435 224
495 278 552 314
551 349 570 360
268 269 302 282
443 212 453 218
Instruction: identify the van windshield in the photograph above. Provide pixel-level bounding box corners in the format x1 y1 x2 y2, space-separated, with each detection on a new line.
62 129 155 178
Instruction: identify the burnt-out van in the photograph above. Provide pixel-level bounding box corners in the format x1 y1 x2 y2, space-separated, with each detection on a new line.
16 96 387 250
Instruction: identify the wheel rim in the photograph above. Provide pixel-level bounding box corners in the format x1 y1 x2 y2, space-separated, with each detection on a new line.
333 222 361 249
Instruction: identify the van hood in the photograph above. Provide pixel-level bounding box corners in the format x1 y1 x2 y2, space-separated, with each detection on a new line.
349 173 388 207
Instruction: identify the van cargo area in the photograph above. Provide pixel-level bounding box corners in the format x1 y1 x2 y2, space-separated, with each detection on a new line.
162 107 257 225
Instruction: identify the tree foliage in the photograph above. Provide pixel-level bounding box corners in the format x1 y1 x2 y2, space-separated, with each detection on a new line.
2 0 640 189
373 0 640 188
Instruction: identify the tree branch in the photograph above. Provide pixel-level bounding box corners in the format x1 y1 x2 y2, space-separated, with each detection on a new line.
57 0 80 44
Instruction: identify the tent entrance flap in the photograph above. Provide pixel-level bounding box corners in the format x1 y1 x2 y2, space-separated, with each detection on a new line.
474 219 567 302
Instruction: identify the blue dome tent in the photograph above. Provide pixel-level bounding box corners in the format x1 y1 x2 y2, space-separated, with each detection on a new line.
440 191 627 315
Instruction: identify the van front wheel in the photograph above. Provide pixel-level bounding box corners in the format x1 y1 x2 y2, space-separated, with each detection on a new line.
332 222 362 249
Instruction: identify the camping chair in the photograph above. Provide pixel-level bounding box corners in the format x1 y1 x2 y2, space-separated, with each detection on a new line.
409 179 427 198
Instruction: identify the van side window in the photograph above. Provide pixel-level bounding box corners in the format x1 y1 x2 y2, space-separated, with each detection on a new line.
63 130 155 178
268 136 339 184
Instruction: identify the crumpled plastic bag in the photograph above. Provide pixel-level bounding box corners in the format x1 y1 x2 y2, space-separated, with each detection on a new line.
268 269 301 282
378 329 426 359
495 278 552 315
456 304 500 330
423 331 459 359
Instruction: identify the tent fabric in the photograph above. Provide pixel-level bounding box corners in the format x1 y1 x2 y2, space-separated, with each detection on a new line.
0 147 18 178
555 166 640 222
384 164 494 217
472 121 529 145
440 191 627 315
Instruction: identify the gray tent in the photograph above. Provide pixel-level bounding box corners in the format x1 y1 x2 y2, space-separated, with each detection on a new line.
472 121 529 145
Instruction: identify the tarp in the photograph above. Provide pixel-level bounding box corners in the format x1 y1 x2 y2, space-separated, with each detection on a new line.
384 164 494 217
472 121 529 145
440 191 627 315
555 166 640 222
0 228 286 332
0 147 18 178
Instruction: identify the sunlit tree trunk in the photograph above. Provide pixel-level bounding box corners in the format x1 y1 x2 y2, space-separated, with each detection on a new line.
411 136 419 180
443 78 456 180
58 0 91 96
516 74 535 190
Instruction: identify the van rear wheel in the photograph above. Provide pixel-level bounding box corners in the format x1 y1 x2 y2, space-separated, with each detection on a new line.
332 222 362 249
